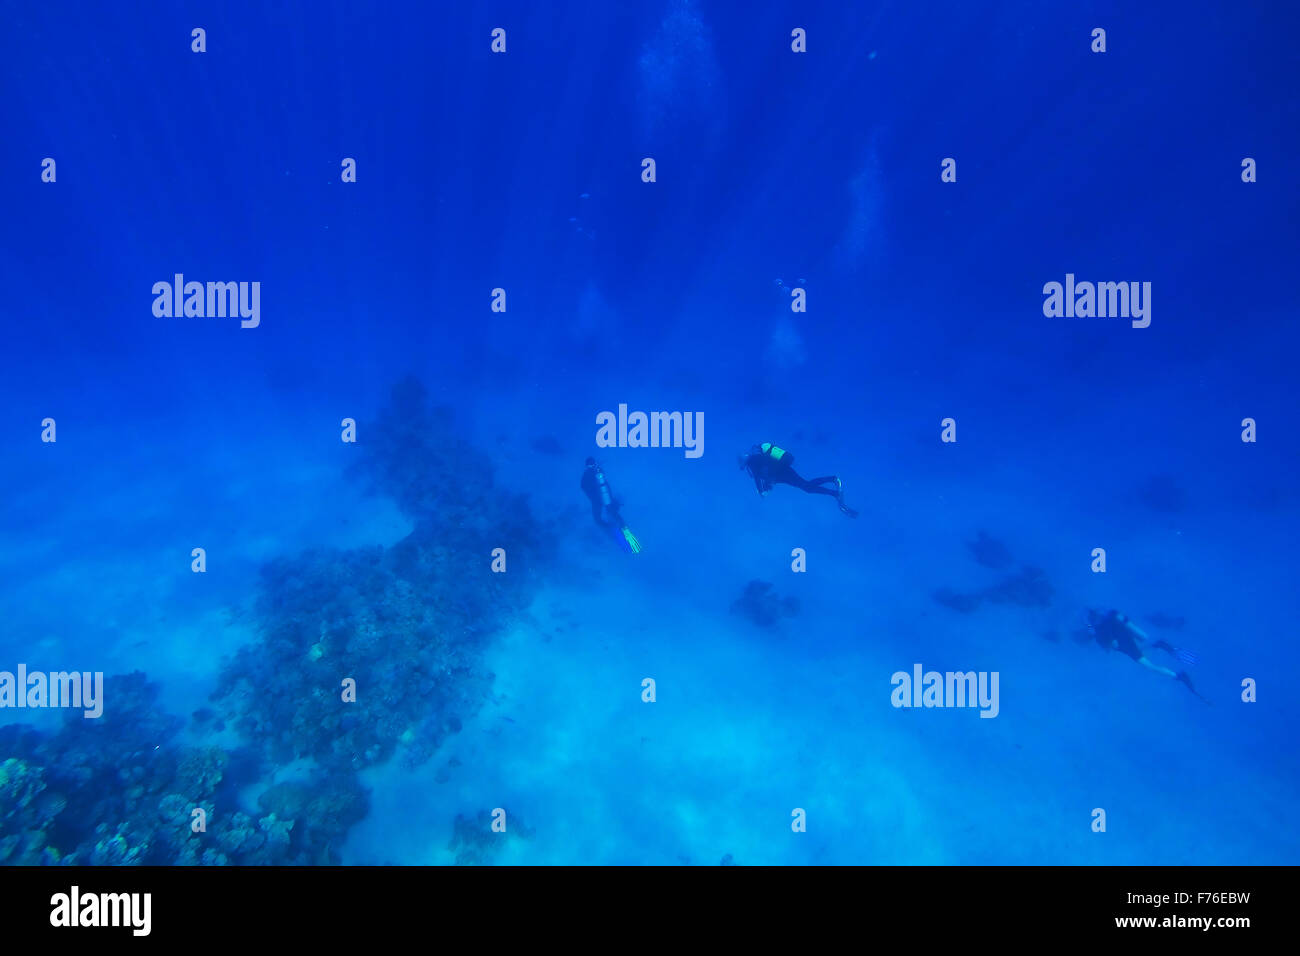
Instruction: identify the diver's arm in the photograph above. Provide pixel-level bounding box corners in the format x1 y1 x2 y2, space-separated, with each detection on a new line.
1113 614 1152 647
1112 613 1146 636
1124 621 1151 643
742 455 770 495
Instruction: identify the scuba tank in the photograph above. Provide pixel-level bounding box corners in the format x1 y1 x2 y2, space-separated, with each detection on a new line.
591 464 613 506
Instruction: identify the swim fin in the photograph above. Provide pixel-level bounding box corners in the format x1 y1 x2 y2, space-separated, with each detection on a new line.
1153 638 1199 665
1176 671 1212 705
834 478 858 517
620 525 643 554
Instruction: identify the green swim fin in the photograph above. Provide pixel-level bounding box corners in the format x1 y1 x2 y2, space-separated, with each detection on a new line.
620 525 642 554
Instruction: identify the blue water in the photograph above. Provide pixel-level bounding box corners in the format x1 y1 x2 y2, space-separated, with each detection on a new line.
1 1 1297 865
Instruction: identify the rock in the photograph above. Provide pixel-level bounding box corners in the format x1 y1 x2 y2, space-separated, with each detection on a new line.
966 530 1013 570
730 580 800 629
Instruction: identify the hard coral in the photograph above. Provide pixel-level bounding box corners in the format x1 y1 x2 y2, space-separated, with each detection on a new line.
730 580 800 629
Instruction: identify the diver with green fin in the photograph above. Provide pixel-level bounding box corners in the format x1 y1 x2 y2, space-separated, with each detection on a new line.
581 457 642 553
739 442 858 517
1084 609 1209 703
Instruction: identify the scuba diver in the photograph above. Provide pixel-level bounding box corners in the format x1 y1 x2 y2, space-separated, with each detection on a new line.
581 457 642 553
738 442 858 517
1084 609 1209 703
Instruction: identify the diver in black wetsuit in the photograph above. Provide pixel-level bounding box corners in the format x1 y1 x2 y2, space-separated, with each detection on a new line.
581 457 623 528
581 458 643 552
1085 609 1209 702
738 442 858 517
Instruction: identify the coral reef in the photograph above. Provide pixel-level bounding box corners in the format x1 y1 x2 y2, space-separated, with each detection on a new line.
932 587 982 614
347 377 552 577
0 378 550 865
0 757 53 865
210 378 551 773
966 530 1013 570
211 534 505 771
447 809 534 866
0 672 369 865
730 580 801 629
982 565 1053 608
932 565 1054 614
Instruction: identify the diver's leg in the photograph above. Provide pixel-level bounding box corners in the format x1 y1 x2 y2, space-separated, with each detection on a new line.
781 468 840 498
1137 656 1178 679
591 501 609 526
